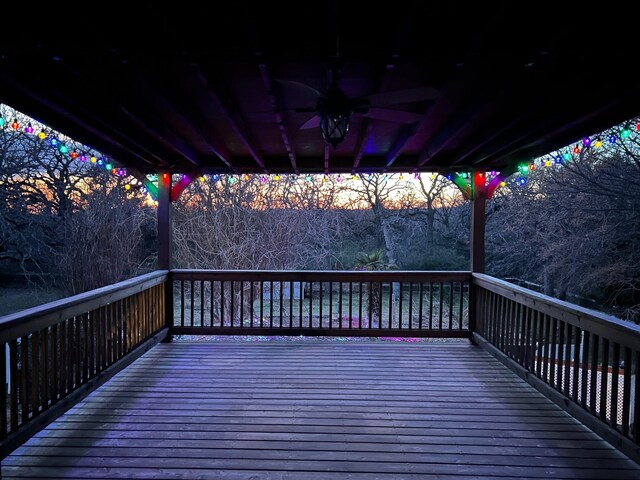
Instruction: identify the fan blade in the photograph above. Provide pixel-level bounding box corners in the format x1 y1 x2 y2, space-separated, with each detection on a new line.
299 115 321 130
363 108 424 124
294 106 318 113
365 87 440 106
275 79 325 98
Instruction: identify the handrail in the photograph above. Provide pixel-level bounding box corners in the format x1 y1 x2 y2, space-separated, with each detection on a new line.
473 273 640 350
170 269 471 337
171 269 471 282
0 270 168 342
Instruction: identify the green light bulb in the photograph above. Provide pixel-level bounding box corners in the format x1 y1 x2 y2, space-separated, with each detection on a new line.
0 117 5 127
59 144 69 154
621 127 631 139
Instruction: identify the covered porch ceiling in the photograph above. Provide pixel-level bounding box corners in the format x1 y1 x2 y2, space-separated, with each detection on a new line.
1 3 639 175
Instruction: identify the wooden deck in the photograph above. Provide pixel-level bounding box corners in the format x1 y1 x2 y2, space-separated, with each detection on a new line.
4 341 640 479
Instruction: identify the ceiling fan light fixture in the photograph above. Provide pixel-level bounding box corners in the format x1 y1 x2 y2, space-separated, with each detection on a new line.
320 112 350 148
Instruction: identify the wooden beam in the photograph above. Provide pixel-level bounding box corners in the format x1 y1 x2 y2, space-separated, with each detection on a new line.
257 63 298 173
324 144 330 174
193 69 266 171
170 171 203 202
352 120 374 171
417 104 491 168
157 172 172 270
127 168 158 201
119 107 203 169
385 124 420 169
470 171 486 273
486 164 518 199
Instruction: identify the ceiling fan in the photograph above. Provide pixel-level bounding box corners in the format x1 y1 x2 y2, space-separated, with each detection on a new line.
277 66 441 147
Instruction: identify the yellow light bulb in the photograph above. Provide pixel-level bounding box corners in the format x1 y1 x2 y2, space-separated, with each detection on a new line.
124 184 131 190
595 140 603 148
37 131 47 140
199 176 205 183
500 181 506 187
274 175 280 181
90 156 97 163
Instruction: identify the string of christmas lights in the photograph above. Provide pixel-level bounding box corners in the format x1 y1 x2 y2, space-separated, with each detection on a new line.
3 110 638 196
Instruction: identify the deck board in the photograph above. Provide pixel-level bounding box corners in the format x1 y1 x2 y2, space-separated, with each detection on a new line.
4 341 640 479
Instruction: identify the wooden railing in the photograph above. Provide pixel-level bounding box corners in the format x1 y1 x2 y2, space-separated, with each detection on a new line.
472 273 640 456
0 270 168 457
171 270 471 337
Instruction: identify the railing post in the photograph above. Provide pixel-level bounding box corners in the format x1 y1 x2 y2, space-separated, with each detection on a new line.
157 172 173 340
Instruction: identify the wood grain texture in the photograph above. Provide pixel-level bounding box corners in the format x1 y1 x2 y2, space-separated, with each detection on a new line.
4 341 639 479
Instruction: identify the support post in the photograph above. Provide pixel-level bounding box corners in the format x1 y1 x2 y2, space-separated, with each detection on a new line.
157 172 173 338
469 171 487 335
470 171 486 273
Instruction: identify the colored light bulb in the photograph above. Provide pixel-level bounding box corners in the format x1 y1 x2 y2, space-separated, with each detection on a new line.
414 173 420 179
518 177 527 185
260 175 267 183
0 117 5 127
24 123 34 134
124 184 131 190
563 152 571 161
118 169 126 176
70 151 79 159
199 176 206 183
555 156 562 164
544 160 551 167
594 138 603 148
229 177 236 184
608 134 617 143
306 175 312 182
336 175 342 182
621 127 631 139
274 175 280 181
105 163 113 170
37 131 46 140
573 145 580 154
59 144 69 154
212 174 219 181
582 137 591 147
500 181 506 187
10 119 19 130
399 174 405 180
97 159 104 166
79 155 87 162
90 156 97 163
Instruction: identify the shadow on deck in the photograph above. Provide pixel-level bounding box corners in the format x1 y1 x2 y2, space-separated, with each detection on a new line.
4 341 640 479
